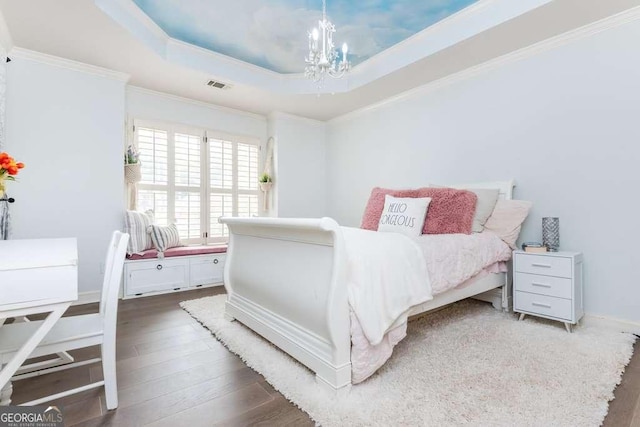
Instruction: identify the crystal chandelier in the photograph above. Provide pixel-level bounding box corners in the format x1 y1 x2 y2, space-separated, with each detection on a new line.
305 0 350 85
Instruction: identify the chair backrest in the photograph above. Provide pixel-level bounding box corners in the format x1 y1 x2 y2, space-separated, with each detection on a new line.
99 231 129 322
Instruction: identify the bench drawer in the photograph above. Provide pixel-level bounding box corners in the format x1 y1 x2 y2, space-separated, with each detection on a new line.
125 258 189 296
190 254 226 287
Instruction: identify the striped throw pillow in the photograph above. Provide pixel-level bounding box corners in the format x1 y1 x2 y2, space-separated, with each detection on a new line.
124 210 155 255
147 223 182 256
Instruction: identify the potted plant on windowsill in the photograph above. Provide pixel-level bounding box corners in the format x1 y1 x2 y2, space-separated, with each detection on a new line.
124 145 141 184
259 173 273 192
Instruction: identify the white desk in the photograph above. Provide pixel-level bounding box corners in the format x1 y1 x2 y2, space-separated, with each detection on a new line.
0 238 78 405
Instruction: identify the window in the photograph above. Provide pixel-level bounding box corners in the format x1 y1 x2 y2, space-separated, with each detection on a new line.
135 120 260 244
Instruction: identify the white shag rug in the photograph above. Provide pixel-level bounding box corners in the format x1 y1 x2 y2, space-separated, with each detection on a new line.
181 295 635 426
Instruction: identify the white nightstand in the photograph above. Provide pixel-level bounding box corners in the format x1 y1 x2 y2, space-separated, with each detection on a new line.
513 250 583 332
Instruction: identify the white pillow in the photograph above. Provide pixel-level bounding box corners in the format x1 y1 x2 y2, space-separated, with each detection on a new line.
378 195 431 238
468 188 500 233
124 209 155 255
482 199 533 249
147 223 183 258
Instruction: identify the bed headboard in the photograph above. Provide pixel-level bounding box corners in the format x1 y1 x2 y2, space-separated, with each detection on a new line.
429 180 515 200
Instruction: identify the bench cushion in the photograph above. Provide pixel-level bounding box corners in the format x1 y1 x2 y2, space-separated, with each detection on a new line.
127 245 227 260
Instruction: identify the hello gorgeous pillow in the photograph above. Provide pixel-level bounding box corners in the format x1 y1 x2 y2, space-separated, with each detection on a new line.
361 187 477 235
377 195 432 238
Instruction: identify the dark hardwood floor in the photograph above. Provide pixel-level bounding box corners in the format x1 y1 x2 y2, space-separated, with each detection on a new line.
605 339 640 427
10 287 313 426
9 288 639 426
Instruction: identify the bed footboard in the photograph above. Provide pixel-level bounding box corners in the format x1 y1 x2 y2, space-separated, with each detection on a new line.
219 217 351 392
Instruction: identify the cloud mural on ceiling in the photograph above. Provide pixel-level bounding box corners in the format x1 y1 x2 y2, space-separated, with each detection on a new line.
133 0 479 74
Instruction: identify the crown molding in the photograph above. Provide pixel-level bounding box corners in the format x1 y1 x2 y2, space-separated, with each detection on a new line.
329 5 640 125
9 47 131 82
96 0 551 95
353 0 494 72
350 0 549 82
168 38 281 79
126 85 267 122
95 0 168 56
268 111 327 128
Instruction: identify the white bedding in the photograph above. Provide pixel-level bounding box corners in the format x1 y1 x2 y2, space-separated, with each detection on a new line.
343 228 512 384
341 227 433 346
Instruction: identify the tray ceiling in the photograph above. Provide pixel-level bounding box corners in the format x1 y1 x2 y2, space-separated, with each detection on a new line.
2 0 636 119
132 0 479 74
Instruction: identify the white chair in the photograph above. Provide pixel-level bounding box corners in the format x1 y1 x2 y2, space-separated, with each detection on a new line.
0 231 129 409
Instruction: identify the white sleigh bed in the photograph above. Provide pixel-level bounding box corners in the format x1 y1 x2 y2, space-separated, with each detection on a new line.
219 181 515 393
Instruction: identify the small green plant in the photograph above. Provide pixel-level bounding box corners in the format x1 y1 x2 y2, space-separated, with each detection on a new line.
125 145 139 165
259 173 272 183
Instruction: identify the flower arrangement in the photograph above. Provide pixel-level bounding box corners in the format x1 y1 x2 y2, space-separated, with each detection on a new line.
124 145 139 165
124 145 142 184
0 152 25 196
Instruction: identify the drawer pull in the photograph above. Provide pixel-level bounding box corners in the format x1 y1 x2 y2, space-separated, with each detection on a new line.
532 282 552 288
156 264 163 270
531 263 552 268
213 259 219 265
532 302 552 309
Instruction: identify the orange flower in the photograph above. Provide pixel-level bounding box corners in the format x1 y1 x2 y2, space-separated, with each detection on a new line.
0 152 24 176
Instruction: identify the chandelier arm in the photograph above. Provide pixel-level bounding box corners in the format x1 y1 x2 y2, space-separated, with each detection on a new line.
305 0 350 87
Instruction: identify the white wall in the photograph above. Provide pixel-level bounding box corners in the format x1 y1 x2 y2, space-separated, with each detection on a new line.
268 112 327 218
5 56 126 296
327 20 640 323
3 63 323 298
126 87 267 141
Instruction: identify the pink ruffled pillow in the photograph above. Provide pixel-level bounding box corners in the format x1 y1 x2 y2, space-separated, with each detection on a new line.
361 187 477 235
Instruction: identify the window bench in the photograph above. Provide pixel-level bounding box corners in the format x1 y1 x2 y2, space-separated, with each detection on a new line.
123 245 227 298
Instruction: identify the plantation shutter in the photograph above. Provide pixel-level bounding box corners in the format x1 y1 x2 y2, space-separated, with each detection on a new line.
174 132 202 241
236 142 259 218
135 120 261 245
137 126 169 225
209 139 234 240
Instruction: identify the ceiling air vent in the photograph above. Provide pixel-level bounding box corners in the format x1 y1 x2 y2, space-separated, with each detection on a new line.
206 80 231 90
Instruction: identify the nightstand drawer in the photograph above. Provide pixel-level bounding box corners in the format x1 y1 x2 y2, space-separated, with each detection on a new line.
514 272 572 299
515 291 572 321
515 254 572 278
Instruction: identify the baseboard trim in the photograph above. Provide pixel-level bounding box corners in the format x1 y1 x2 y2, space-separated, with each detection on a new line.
74 291 102 306
583 313 640 335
